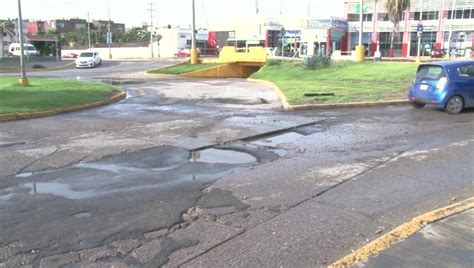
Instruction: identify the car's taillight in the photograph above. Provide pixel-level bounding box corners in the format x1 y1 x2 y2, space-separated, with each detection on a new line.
436 77 448 91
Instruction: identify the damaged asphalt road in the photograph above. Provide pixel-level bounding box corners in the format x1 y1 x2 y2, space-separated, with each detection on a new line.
0 64 473 267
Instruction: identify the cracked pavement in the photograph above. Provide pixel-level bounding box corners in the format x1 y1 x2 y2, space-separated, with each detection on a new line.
1 61 473 267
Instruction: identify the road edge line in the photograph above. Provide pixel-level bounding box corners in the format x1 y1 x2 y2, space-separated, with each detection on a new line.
328 197 474 268
0 90 126 122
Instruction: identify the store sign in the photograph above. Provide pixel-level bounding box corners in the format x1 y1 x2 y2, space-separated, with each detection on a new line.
306 19 348 31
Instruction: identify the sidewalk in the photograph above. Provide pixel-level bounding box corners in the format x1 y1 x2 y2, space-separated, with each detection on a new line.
365 209 473 267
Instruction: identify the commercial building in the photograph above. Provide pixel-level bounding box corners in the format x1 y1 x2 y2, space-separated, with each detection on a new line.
344 0 474 57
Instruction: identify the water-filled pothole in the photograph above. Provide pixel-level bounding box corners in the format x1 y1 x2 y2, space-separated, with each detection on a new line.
190 149 257 164
24 182 96 200
252 132 304 147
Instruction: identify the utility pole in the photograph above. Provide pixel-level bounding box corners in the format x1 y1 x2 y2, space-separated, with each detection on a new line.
87 12 91 50
107 1 112 59
0 23 5 60
190 0 198 64
147 2 154 58
355 0 365 62
307 0 310 17
416 2 423 64
447 0 456 59
17 0 28 85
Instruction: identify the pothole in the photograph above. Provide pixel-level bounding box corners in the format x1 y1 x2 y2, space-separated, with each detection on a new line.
251 132 304 147
24 182 97 200
190 149 257 164
72 211 92 218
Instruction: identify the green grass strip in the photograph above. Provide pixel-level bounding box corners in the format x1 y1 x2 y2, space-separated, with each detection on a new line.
147 63 221 75
251 61 418 105
0 77 121 114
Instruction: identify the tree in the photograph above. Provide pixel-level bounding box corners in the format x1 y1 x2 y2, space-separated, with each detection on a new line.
384 0 410 57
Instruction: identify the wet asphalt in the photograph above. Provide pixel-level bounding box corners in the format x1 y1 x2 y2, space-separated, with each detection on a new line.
0 60 473 267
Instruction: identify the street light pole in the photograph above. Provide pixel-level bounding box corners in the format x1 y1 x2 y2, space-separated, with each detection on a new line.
446 0 456 59
17 0 28 85
355 0 365 62
107 1 112 59
87 12 91 50
416 2 423 64
190 0 198 64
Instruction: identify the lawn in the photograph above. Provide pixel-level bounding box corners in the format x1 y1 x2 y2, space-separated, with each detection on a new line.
0 77 121 114
147 63 221 75
251 61 419 105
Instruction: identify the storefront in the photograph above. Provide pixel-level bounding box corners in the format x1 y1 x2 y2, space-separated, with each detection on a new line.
300 18 348 57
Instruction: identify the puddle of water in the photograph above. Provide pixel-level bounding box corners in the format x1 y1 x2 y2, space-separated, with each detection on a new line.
15 172 33 178
190 149 257 164
252 132 304 147
0 193 13 201
24 182 96 200
75 163 141 173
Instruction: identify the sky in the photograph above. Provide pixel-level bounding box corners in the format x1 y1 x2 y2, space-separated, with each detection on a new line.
1 0 344 29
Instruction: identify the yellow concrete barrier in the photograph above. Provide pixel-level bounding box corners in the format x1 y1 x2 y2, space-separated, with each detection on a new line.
219 46 267 64
182 63 261 78
355 45 365 62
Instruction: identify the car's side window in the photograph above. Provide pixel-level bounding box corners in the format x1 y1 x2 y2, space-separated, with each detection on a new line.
458 65 474 78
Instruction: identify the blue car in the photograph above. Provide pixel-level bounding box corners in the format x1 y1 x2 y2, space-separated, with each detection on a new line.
409 60 474 114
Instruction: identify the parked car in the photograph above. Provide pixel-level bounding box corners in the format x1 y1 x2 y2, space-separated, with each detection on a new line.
75 51 101 68
408 60 474 114
8 43 38 56
62 52 78 59
430 48 445 58
174 49 190 57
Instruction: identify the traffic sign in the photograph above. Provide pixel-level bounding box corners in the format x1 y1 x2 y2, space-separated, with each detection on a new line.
106 32 113 44
417 22 423 34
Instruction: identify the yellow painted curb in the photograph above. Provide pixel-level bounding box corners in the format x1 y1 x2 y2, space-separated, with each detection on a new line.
247 78 292 111
0 91 126 122
291 100 409 110
328 197 474 268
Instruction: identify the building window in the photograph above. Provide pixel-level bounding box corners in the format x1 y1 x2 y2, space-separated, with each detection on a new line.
448 9 473 19
348 14 359 21
414 11 438 20
347 13 372 22
378 13 390 21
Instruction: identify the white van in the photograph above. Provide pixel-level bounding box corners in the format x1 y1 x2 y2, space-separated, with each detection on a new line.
8 43 38 56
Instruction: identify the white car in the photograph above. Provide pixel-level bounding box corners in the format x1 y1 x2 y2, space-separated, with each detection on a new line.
8 43 38 56
75 51 101 68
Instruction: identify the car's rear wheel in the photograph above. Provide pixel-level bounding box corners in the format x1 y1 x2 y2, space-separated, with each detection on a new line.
445 95 464 114
410 102 425 109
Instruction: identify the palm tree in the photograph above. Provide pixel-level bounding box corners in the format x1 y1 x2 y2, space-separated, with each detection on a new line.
384 0 410 57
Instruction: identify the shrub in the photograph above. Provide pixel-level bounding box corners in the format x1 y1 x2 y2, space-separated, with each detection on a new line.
301 53 333 70
302 56 317 70
32 64 45 69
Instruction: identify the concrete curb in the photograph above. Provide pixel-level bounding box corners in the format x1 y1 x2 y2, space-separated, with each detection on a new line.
247 78 292 110
0 91 126 122
328 197 474 268
247 78 409 111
